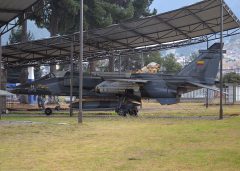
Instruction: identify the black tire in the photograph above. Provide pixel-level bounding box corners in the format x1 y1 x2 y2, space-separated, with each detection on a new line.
118 109 127 117
129 110 138 117
45 108 52 116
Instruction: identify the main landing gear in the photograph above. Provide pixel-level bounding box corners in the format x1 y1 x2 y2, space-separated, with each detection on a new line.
115 96 139 117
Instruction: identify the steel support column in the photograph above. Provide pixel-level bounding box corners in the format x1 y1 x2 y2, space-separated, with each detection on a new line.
0 32 2 119
219 0 224 120
78 0 83 123
119 54 121 74
70 42 74 117
206 37 209 49
206 89 209 109
141 51 144 68
109 57 114 72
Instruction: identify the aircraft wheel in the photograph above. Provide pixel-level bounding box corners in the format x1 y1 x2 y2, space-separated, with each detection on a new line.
45 108 53 116
129 109 138 117
118 109 127 117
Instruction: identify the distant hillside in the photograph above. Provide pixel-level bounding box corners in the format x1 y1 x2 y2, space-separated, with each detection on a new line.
224 34 240 70
162 34 240 70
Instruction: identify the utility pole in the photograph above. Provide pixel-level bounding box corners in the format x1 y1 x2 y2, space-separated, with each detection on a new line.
205 89 209 109
219 0 224 120
0 30 2 119
119 54 121 74
78 0 83 123
109 57 114 72
141 51 144 68
70 42 74 117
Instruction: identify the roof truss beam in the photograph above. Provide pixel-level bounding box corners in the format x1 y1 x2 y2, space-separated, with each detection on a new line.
89 32 134 49
0 20 7 25
119 23 161 45
185 8 216 33
0 8 22 14
156 17 191 39
6 46 51 59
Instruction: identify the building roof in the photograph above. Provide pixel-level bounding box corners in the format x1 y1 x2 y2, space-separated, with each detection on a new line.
0 0 41 35
2 0 240 67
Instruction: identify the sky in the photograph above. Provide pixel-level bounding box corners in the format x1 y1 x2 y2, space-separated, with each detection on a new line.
150 0 240 18
2 0 240 44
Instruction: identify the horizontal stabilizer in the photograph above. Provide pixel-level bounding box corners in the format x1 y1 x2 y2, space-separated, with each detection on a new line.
107 79 149 84
187 82 227 94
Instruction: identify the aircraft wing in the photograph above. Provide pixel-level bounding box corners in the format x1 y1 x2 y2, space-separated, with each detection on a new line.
0 90 14 96
187 81 221 92
106 79 149 84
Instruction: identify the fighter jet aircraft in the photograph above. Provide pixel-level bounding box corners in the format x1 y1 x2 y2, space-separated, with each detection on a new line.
12 43 223 116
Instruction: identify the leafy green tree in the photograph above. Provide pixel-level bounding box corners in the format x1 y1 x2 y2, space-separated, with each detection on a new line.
223 72 240 84
31 0 79 35
143 51 162 66
8 27 34 44
162 53 182 74
189 52 199 61
8 26 43 82
31 0 80 72
111 51 161 72
114 54 142 71
113 51 183 74
133 0 157 18
8 26 35 80
31 0 157 33
8 20 35 104
84 0 134 29
31 0 157 72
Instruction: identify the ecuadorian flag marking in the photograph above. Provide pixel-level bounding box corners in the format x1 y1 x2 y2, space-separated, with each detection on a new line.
196 60 205 66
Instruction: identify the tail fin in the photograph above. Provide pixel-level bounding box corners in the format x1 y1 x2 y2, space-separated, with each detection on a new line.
177 43 223 85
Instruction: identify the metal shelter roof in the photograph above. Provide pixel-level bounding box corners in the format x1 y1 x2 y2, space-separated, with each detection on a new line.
2 0 240 67
0 0 42 35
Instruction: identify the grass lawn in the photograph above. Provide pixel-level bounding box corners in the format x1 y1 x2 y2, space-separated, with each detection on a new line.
0 115 240 171
8 103 240 117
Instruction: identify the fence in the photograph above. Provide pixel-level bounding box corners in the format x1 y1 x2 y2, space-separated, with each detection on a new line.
181 84 240 104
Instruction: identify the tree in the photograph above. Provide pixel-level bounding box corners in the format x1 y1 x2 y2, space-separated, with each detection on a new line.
189 52 199 61
84 0 133 29
162 53 182 74
133 0 157 18
114 54 142 72
31 0 157 33
83 0 157 71
84 0 156 29
8 27 34 44
31 0 80 72
8 25 35 104
8 26 42 79
143 51 162 66
223 72 240 84
31 0 79 35
111 51 162 72
31 0 157 72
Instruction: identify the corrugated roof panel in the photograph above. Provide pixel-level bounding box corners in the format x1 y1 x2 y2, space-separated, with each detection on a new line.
0 0 38 29
2 0 240 67
0 0 37 10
